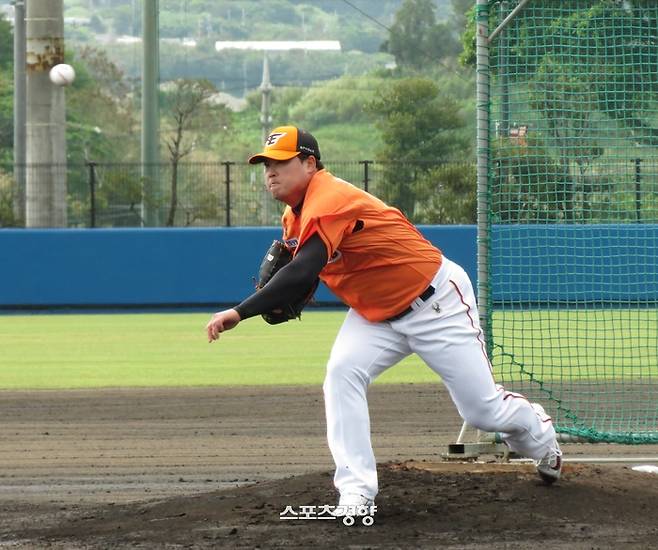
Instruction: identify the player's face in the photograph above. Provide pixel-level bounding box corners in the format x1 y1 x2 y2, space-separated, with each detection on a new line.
263 156 315 207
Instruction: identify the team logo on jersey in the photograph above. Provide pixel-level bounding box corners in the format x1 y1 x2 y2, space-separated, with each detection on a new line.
266 132 286 146
328 250 342 264
284 238 299 249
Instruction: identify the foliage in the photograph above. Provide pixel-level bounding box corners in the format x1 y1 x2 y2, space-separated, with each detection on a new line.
0 14 13 163
462 2 658 144
530 3 658 147
383 0 461 69
66 47 139 164
68 165 145 228
0 169 20 227
160 79 232 226
450 0 473 33
461 1 658 224
368 77 468 217
458 4 476 67
528 57 605 220
0 66 13 163
0 13 12 70
288 75 389 128
413 162 476 224
491 139 571 223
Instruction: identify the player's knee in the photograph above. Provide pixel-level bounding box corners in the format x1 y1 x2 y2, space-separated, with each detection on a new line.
461 402 500 433
323 356 369 394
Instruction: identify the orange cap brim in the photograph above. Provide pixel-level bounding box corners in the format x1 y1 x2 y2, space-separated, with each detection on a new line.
248 150 301 164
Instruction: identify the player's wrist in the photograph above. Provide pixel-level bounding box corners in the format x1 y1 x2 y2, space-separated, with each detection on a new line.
231 308 243 321
232 305 245 321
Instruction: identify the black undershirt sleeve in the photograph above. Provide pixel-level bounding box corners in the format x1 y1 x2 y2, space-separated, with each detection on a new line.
233 233 328 320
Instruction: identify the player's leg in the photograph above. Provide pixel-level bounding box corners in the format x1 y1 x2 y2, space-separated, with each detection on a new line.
402 258 558 461
324 308 411 501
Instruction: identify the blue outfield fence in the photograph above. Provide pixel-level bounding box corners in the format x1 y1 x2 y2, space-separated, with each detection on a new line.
2 225 655 310
0 226 477 309
491 224 658 305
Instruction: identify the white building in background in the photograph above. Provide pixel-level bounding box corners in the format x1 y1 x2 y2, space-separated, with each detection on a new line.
214 40 341 52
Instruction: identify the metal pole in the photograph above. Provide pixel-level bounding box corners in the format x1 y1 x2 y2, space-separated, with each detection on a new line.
25 0 67 227
447 1 491 457
88 161 97 228
499 1 510 138
223 161 233 227
476 0 490 344
13 0 26 223
259 54 272 225
360 160 371 193
635 158 642 223
259 54 272 146
141 0 160 226
488 0 532 44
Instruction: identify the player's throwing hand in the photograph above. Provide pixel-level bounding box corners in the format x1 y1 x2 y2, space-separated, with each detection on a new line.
206 309 241 342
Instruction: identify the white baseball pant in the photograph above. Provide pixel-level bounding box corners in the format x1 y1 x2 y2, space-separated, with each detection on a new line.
323 257 557 499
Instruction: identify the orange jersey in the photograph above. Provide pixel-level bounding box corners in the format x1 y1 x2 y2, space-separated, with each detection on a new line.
282 170 442 322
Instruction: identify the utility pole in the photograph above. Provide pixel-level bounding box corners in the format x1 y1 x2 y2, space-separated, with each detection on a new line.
141 0 160 226
13 0 26 223
259 53 272 145
25 0 67 227
259 54 272 225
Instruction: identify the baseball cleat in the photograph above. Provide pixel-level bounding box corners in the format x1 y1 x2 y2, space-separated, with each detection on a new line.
331 493 375 517
535 444 563 484
531 403 563 484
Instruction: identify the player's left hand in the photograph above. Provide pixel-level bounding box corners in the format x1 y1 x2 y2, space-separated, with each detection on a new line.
206 309 241 343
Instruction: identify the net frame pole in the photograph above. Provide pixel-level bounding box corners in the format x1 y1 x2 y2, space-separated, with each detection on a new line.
488 0 532 44
444 0 492 459
476 0 490 343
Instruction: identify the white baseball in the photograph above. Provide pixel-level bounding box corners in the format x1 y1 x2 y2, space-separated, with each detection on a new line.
49 64 76 86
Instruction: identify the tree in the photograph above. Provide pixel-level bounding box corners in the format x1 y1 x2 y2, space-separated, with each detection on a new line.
383 0 460 69
0 170 19 227
459 2 658 222
66 47 139 164
0 13 11 69
491 139 570 223
529 58 604 221
89 14 107 34
544 3 658 147
0 67 12 163
0 13 13 163
161 79 231 226
451 0 473 33
462 2 658 144
368 77 467 218
413 162 476 224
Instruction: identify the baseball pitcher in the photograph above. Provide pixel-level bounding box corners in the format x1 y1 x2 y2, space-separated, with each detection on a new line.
206 126 562 515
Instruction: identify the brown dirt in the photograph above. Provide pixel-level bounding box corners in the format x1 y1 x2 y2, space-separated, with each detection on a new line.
0 384 657 549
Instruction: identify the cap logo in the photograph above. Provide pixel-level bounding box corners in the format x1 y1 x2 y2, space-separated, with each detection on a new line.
265 132 286 146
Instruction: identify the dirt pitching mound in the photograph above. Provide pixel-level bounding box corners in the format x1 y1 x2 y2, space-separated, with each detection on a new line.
16 461 658 549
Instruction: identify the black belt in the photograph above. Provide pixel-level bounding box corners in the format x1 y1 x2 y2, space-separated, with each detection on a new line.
387 285 435 322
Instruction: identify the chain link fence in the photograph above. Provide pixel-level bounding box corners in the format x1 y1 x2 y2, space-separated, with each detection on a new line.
0 160 476 228
2 158 654 228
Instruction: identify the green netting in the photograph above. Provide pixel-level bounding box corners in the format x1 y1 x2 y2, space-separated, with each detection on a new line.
485 0 658 443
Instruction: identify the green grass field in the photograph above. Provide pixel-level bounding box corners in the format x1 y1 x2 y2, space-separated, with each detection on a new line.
1 309 655 390
0 311 433 389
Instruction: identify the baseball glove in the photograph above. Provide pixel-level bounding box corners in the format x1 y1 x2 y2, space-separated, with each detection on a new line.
256 240 319 325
